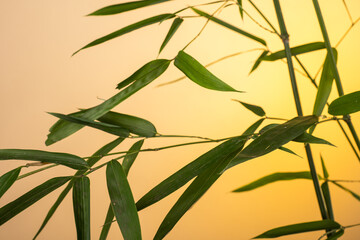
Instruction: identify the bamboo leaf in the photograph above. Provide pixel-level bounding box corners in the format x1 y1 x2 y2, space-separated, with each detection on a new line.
136 118 264 211
88 0 170 16
232 171 312 192
320 155 329 179
233 99 265 116
278 146 301 157
0 149 88 170
0 167 21 198
192 8 266 46
332 182 360 201
73 177 90 240
99 204 115 240
328 91 360 116
49 112 130 137
46 59 170 145
250 50 269 73
106 160 141 240
123 140 144 176
73 14 175 55
325 228 344 240
254 220 341 238
33 137 125 239
321 182 334 220
293 132 335 146
174 51 241 92
0 177 71 226
159 17 183 54
237 0 244 19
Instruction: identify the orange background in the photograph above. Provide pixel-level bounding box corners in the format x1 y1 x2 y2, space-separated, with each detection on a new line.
0 0 360 239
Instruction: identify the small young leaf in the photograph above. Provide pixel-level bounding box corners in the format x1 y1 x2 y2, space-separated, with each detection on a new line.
332 182 360 201
73 177 90 240
0 177 71 226
46 59 170 145
123 140 144 176
254 220 341 238
320 155 329 179
232 171 312 192
175 51 241 92
250 50 269 73
328 91 360 116
159 17 183 54
0 167 21 198
106 160 141 240
88 0 170 16
192 8 266 46
237 0 244 19
0 149 88 170
233 99 265 116
73 14 175 55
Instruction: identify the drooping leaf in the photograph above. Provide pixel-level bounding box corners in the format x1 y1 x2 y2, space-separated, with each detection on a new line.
0 149 88 170
136 118 264 211
159 17 183 54
237 0 244 19
88 0 170 16
174 51 241 92
33 137 125 239
106 160 141 240
73 177 90 240
98 111 157 137
250 50 269 73
73 14 175 55
49 112 130 137
99 204 115 240
254 220 341 238
293 132 335 146
0 167 21 198
123 140 144 176
312 49 338 117
278 146 301 157
0 177 71 226
192 8 266 46
233 99 265 116
232 171 313 192
325 228 344 240
328 91 360 116
332 182 360 201
46 59 170 145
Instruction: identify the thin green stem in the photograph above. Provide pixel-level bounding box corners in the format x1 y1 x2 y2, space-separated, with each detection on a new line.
248 0 279 35
17 164 58 180
336 119 360 162
344 223 360 229
273 0 329 222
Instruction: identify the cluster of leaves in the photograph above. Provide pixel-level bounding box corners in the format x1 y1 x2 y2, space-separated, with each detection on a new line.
1 0 360 239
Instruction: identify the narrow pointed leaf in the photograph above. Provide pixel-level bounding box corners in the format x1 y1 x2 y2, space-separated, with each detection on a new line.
136 118 264 211
159 17 183 54
237 0 244 19
88 0 170 16
326 228 344 240
332 182 360 201
0 149 88 170
49 112 130 137
0 177 71 226
254 220 341 238
233 99 265 116
192 8 266 46
73 14 175 55
98 112 157 137
73 177 90 240
278 146 301 157
232 171 313 192
250 50 269 73
33 137 125 240
99 204 115 240
46 59 170 145
320 155 329 179
321 182 334 220
106 160 141 240
328 91 360 116
175 51 240 92
293 132 335 146
0 167 21 198
123 140 144 176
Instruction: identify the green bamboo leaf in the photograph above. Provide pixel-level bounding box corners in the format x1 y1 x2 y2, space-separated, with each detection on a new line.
191 8 266 46
106 160 141 240
332 182 360 201
46 59 170 145
250 50 269 73
33 137 125 239
278 146 301 157
320 155 329 179
237 0 244 19
136 118 264 211
99 204 115 240
98 112 157 137
159 17 183 54
254 220 341 238
328 91 360 116
73 177 90 240
233 99 266 116
88 0 170 16
325 228 344 240
321 182 334 220
232 171 312 192
0 149 88 170
0 167 21 198
123 140 144 175
0 176 71 226
73 14 175 55
154 140 240 240
49 112 130 137
174 51 241 92
312 49 338 117
293 132 335 146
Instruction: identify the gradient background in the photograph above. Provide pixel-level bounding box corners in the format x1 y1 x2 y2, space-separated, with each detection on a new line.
0 0 360 239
